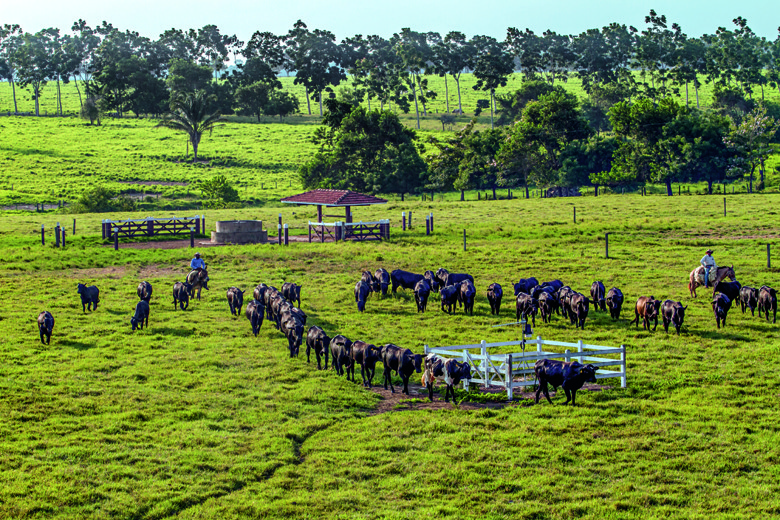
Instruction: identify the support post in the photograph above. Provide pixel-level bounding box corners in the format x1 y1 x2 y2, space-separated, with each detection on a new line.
577 339 584 364
195 216 200 234
506 354 513 401
190 227 194 248
605 232 610 259
620 345 627 388
73 219 76 235
768 244 771 269
724 197 726 217
284 224 289 246
320 224 324 243
430 213 433 232
573 206 576 223
61 228 65 249
565 349 570 363
335 222 341 242
308 224 312 243
41 224 45 246
279 224 283 246
113 228 119 250
402 211 406 231
55 223 60 248
426 216 430 236
279 213 283 229
408 210 412 229
481 340 489 388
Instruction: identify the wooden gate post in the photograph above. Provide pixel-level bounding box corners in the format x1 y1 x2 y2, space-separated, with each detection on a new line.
113 228 119 250
605 232 610 259
279 224 283 246
426 216 430 236
481 340 489 388
463 229 466 251
195 215 200 234
506 354 513 401
620 345 627 388
73 219 76 235
308 223 312 243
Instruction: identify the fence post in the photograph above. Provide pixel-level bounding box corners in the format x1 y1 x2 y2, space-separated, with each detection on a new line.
573 206 576 223
426 216 430 236
308 223 312 243
768 244 771 269
408 210 412 229
402 211 406 231
61 228 65 249
189 227 195 248
724 197 726 217
279 224 283 246
506 354 513 401
55 223 60 247
320 223 324 243
41 224 45 246
278 213 282 229
195 215 200 234
565 349 570 363
620 345 627 388
463 229 466 251
284 224 289 246
481 340 489 388
605 232 610 259
113 228 119 250
577 339 584 364
73 219 76 235
430 213 434 232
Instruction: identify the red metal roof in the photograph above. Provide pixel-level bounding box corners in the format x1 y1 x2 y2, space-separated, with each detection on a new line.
280 189 388 207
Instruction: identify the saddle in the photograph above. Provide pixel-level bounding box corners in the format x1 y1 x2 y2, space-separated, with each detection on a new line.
693 266 718 284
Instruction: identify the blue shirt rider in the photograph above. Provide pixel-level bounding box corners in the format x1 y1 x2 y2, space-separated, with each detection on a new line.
700 249 716 287
190 252 206 271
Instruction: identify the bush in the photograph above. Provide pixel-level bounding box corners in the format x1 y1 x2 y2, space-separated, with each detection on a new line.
200 175 241 209
70 186 137 213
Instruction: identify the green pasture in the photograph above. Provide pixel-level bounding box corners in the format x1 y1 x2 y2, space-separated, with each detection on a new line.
1 192 780 519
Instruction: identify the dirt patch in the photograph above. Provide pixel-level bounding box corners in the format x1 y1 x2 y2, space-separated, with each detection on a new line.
103 239 226 250
137 264 187 279
663 231 780 240
68 266 129 279
117 180 188 186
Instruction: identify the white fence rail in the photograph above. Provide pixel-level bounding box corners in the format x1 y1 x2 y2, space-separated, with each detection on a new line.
424 336 626 400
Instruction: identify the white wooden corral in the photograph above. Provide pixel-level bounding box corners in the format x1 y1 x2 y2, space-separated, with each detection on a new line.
424 337 627 401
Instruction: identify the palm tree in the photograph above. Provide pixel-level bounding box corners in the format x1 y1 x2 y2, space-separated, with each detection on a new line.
157 90 225 163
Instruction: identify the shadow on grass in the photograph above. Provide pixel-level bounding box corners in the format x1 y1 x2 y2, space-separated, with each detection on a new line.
59 339 97 350
147 326 194 337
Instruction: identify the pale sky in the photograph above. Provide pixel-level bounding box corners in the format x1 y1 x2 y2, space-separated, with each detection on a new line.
3 0 778 41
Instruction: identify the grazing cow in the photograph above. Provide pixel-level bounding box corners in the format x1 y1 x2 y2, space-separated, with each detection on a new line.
281 282 302 308
661 300 687 335
281 316 304 357
350 341 382 387
421 354 472 402
381 344 423 395
306 326 331 369
253 283 268 303
186 269 209 300
459 280 476 315
423 270 439 293
538 292 556 323
590 281 606 312
360 271 378 293
516 293 538 326
713 280 742 302
444 272 474 288
758 285 777 323
329 335 353 376
534 359 597 406
514 277 539 296
557 286 574 317
414 279 431 313
374 268 390 296
569 293 590 329
172 281 191 310
263 286 279 321
739 286 759 316
76 283 100 312
440 284 459 314
355 280 371 312
137 281 153 303
712 293 732 328
245 299 264 337
37 311 54 345
605 287 624 320
631 296 662 331
226 287 246 316
390 269 425 293
487 283 503 315
131 300 150 331
541 280 564 292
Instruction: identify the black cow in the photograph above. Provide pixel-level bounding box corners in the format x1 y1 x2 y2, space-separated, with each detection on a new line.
329 335 353 376
391 269 424 293
440 284 459 314
534 359 597 406
541 280 564 292
37 311 54 345
434 268 450 289
758 285 777 323
538 292 556 323
245 299 264 337
631 296 662 331
172 281 191 310
487 283 503 315
590 281 606 312
459 280 476 315
712 293 732 328
355 280 371 312
713 280 742 303
421 354 472 402
569 292 590 329
531 284 555 300
739 286 759 316
269 293 287 329
445 272 474 288
263 286 279 321
306 326 331 370
137 281 153 303
226 287 246 316
514 277 539 296
281 282 302 308
253 283 268 303
661 300 687 335
516 293 538 326
350 340 382 387
414 279 431 313
360 271 378 293
131 300 150 331
381 344 423 395
374 268 390 296
605 287 624 320
77 283 100 312
279 305 307 331
423 270 439 293
281 315 304 357
557 286 574 317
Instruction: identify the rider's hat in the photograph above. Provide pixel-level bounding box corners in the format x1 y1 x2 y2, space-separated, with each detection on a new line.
195 252 201 256
706 249 714 254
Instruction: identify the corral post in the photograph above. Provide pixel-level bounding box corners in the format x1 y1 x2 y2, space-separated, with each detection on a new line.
768 244 771 269
335 222 341 242
565 349 570 363
402 212 406 231
202 216 206 235
536 336 542 355
573 206 576 223
279 224 283 246
61 228 65 249
620 345 626 388
284 224 289 246
320 224 324 243
426 216 430 236
190 227 194 248
308 224 312 243
41 224 45 246
408 210 412 229
279 213 283 229
506 354 513 401
723 197 726 216
424 344 429 355
430 213 434 232
577 339 584 363
605 232 610 259
481 340 489 388
113 228 119 250
146 218 153 237
73 219 76 235
463 229 466 251
195 216 200 234
55 223 60 247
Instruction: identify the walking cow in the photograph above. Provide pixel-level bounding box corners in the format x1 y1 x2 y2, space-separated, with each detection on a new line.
37 311 54 345
381 345 423 395
172 282 191 310
306 326 331 370
226 287 246 316
245 299 264 337
661 300 687 335
76 283 100 312
374 268 391 296
487 283 503 315
137 281 153 303
414 279 431 313
534 359 598 406
590 281 606 312
421 354 471 402
131 300 150 331
605 287 624 320
758 286 777 323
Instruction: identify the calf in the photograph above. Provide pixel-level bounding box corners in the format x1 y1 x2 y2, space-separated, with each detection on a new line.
360 271 378 293
440 284 459 314
281 282 302 308
172 281 191 310
414 279 431 312
245 299 264 337
253 283 268 303
390 269 424 293
514 277 539 296
590 281 606 312
350 340 382 387
487 283 503 315
137 281 153 303
374 268 390 296
605 287 624 320
569 292 590 329
713 280 742 303
739 286 759 316
329 335 353 376
631 296 662 331
421 354 472 402
306 326 331 369
355 280 371 312
758 285 777 323
37 311 54 345
712 293 732 328
516 293 538 326
281 315 304 357
77 283 100 312
534 359 597 406
423 270 439 293
538 291 556 323
459 280 476 315
131 300 150 331
661 300 687 335
381 344 423 395
226 287 246 316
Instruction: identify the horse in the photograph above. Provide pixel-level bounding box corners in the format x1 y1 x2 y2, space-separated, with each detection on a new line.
688 265 735 298
186 268 209 300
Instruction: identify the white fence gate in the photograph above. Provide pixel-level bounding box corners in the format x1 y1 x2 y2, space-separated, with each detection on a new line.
424 336 626 400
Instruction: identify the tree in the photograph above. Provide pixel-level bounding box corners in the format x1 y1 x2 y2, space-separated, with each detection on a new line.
234 80 275 121
157 90 226 162
263 90 299 122
68 20 101 107
455 121 505 199
505 28 543 80
194 24 241 80
0 24 23 113
470 35 514 128
560 136 619 194
434 31 473 114
200 174 240 208
286 21 345 116
13 29 58 116
495 80 558 125
395 28 437 129
724 105 780 190
166 59 213 94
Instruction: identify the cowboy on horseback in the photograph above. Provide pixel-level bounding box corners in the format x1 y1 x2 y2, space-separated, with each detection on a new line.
700 249 716 288
190 252 206 272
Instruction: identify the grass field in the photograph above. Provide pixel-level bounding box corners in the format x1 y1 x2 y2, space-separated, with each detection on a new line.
2 191 780 519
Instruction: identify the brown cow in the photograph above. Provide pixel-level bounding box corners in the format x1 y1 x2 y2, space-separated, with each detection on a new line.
631 296 662 331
